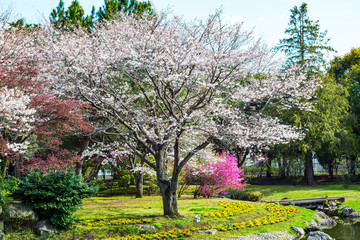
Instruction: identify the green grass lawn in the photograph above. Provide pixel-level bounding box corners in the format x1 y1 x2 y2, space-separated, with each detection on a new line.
246 184 360 211
6 195 315 239
5 184 359 239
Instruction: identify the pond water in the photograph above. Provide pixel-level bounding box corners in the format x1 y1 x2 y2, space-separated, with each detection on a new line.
323 221 360 240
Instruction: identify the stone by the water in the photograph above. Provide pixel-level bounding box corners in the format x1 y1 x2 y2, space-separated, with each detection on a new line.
306 231 333 240
291 226 305 236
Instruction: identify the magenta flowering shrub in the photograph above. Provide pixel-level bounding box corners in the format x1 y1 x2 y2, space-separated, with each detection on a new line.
198 151 247 198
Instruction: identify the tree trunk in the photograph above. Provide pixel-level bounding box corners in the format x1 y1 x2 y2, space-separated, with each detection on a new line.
304 149 315 185
328 162 334 178
266 155 272 178
1 157 9 177
158 177 179 217
157 159 180 217
280 158 286 179
14 154 23 178
75 135 91 175
350 155 356 176
134 171 144 198
236 147 249 168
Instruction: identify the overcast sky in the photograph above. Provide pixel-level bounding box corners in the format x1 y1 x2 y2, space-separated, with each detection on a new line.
1 0 359 58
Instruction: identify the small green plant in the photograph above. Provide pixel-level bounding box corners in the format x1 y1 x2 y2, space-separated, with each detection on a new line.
153 222 162 230
124 225 139 234
174 220 185 228
140 228 156 234
12 171 98 229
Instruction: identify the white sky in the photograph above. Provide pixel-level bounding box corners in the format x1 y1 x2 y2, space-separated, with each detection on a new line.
1 0 359 58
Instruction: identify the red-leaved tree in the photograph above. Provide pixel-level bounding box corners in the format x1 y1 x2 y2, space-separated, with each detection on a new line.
0 19 92 176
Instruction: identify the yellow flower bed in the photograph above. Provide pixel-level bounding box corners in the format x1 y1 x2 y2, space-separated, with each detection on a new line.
95 229 192 240
95 203 299 240
81 218 152 227
201 201 254 218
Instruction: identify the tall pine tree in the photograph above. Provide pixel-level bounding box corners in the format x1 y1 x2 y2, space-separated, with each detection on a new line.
277 2 334 74
274 3 339 185
50 0 95 32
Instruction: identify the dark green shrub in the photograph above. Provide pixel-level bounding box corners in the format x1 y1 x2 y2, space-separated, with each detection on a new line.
228 189 264 202
247 191 264 201
0 176 19 218
228 189 248 200
12 171 98 229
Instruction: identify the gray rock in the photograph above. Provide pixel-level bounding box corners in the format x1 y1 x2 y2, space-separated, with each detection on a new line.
134 224 156 231
198 229 217 235
316 211 330 219
318 218 337 229
0 230 4 240
341 207 355 217
348 212 360 218
310 219 318 227
7 203 37 220
291 226 305 236
35 220 57 235
306 231 333 240
222 232 295 240
303 221 309 226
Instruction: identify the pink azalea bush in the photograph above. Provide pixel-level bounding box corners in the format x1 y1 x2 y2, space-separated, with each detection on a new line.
198 151 247 198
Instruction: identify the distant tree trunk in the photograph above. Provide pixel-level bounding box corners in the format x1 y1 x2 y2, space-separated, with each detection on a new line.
1 157 9 177
304 149 315 185
286 159 290 177
75 135 91 175
277 158 282 178
280 158 286 179
266 155 272 178
134 170 144 198
350 155 356 176
236 147 249 168
14 154 24 178
328 162 334 178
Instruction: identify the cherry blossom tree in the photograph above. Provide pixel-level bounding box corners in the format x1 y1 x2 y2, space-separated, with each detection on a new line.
38 12 318 217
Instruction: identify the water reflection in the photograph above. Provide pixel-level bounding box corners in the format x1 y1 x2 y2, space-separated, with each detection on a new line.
323 221 360 240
